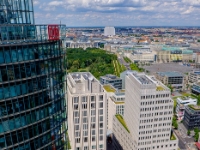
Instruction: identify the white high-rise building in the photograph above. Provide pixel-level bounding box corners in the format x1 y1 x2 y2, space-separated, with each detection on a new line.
67 72 107 150
113 72 178 150
104 27 115 36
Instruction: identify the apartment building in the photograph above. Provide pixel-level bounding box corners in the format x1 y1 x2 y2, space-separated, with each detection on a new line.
67 72 107 150
113 72 178 150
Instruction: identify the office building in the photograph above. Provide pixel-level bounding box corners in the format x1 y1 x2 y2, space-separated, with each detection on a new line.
67 72 107 150
183 105 200 130
107 91 125 133
176 97 197 120
0 0 67 149
113 72 178 150
100 74 122 90
104 27 115 36
120 70 137 89
155 71 184 89
191 83 200 95
188 70 200 83
156 46 193 63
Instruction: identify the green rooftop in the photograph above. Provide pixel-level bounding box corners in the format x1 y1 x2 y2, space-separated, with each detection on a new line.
188 105 200 110
103 85 116 93
115 114 130 133
170 133 176 140
115 101 125 105
156 86 164 91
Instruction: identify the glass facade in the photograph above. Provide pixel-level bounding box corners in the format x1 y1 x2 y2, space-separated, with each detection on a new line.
0 0 34 24
0 0 67 149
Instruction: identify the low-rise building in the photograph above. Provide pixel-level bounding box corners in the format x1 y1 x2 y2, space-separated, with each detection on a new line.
189 70 200 83
129 52 156 63
100 74 122 89
191 83 200 95
183 105 200 130
155 71 184 90
156 46 193 63
176 97 197 120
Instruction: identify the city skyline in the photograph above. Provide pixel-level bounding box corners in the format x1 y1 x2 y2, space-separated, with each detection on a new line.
34 0 200 26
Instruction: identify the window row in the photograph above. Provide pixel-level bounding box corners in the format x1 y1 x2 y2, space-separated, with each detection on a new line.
73 102 104 110
0 129 64 149
0 94 65 117
0 42 60 64
141 94 170 100
0 78 64 100
0 107 65 133
73 95 104 104
0 60 62 82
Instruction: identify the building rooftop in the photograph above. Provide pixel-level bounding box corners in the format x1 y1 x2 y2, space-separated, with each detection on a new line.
177 96 197 101
103 85 116 93
193 70 200 75
134 74 153 85
100 74 121 80
157 71 183 77
188 105 200 111
70 72 97 83
129 72 169 90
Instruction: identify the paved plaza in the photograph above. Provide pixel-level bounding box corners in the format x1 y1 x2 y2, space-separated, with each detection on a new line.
143 63 193 74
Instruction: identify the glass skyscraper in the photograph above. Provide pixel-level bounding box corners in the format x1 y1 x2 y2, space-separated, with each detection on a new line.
0 0 67 149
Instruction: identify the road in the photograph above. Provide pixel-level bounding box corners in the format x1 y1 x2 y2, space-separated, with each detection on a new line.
118 56 130 70
174 128 195 150
174 129 187 150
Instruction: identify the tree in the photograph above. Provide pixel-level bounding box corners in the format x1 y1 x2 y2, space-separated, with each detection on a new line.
72 60 79 69
194 128 199 142
80 62 85 68
172 116 178 129
99 43 104 48
168 84 173 93
187 130 191 136
197 95 200 105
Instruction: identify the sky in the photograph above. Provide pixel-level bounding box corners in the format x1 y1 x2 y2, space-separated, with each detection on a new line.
33 0 200 27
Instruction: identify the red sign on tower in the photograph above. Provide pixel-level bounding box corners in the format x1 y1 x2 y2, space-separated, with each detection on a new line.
48 25 60 41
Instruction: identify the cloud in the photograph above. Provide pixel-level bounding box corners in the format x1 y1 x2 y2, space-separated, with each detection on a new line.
33 0 200 26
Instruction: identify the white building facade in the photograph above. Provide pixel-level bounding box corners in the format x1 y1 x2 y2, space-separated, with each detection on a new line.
113 72 178 150
176 97 197 120
107 92 125 132
67 72 107 150
104 27 115 36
